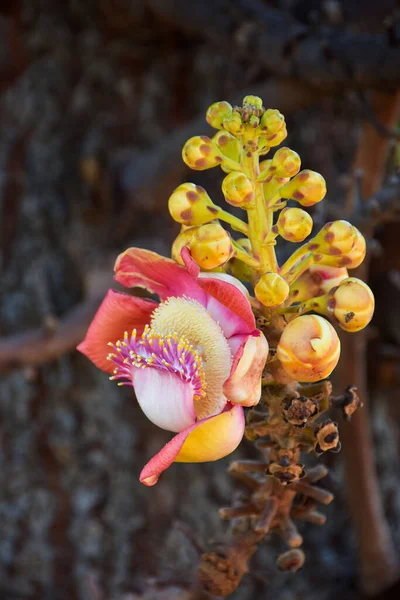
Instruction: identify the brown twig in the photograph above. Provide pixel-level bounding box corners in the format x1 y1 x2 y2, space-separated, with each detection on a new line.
335 90 400 596
0 296 103 374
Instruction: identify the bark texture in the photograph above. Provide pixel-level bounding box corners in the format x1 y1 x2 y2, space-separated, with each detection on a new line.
0 2 400 599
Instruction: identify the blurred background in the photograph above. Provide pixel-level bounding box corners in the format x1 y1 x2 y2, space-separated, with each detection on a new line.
0 1 400 599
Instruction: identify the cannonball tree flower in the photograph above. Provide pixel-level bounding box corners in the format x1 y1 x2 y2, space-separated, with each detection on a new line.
78 247 268 486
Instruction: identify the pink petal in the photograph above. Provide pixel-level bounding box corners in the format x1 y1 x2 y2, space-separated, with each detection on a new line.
134 368 197 433
180 245 200 279
77 289 156 373
198 275 255 336
223 332 269 407
140 404 244 486
114 248 254 339
114 248 207 303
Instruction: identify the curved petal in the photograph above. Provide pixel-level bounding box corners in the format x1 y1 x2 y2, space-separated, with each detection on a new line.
198 275 255 336
198 272 250 297
77 290 156 373
139 404 244 486
134 368 196 433
114 248 207 304
180 245 200 279
223 332 269 407
115 248 254 339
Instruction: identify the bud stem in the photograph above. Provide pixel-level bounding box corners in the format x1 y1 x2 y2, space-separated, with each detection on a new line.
276 294 329 316
220 156 242 172
241 131 278 274
217 209 249 235
232 242 261 270
279 245 310 278
280 252 315 286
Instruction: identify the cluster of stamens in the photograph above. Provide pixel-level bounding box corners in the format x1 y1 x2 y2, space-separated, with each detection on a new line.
107 325 206 401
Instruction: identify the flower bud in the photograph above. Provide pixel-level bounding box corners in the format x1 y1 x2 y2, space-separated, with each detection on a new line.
206 101 233 130
243 95 263 110
311 229 366 269
259 159 272 174
328 278 374 332
344 228 366 269
241 96 264 126
222 172 254 207
223 112 244 135
309 265 349 292
236 237 252 253
212 131 241 164
279 170 326 207
261 124 288 149
289 265 348 303
270 147 301 178
310 220 356 256
182 136 224 170
276 207 313 242
277 315 340 382
171 226 199 264
255 272 290 307
168 183 219 226
189 223 233 269
259 108 285 135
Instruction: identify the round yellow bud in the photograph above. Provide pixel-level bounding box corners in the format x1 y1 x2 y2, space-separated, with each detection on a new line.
277 315 341 382
182 136 224 170
243 95 263 109
255 272 290 308
259 109 285 135
265 124 288 148
344 228 366 269
310 229 366 269
206 101 233 130
189 223 233 270
270 147 301 178
276 207 313 242
223 112 244 135
328 278 374 332
171 226 199 265
222 172 254 207
279 170 326 207
212 131 241 164
168 183 219 226
311 220 356 256
257 128 288 156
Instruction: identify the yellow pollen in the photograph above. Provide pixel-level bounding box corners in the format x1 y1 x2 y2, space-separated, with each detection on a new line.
150 296 232 419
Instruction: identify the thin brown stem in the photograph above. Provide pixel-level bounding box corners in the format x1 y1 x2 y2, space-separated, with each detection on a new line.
335 90 400 596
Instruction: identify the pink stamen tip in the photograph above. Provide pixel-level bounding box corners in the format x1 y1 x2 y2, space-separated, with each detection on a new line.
107 329 206 399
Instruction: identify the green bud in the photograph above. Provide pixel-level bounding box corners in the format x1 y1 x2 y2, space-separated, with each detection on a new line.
259 109 285 135
212 131 241 163
243 95 263 109
223 112 244 135
206 101 233 130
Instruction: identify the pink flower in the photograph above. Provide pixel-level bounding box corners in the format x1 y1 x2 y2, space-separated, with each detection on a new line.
78 248 268 486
